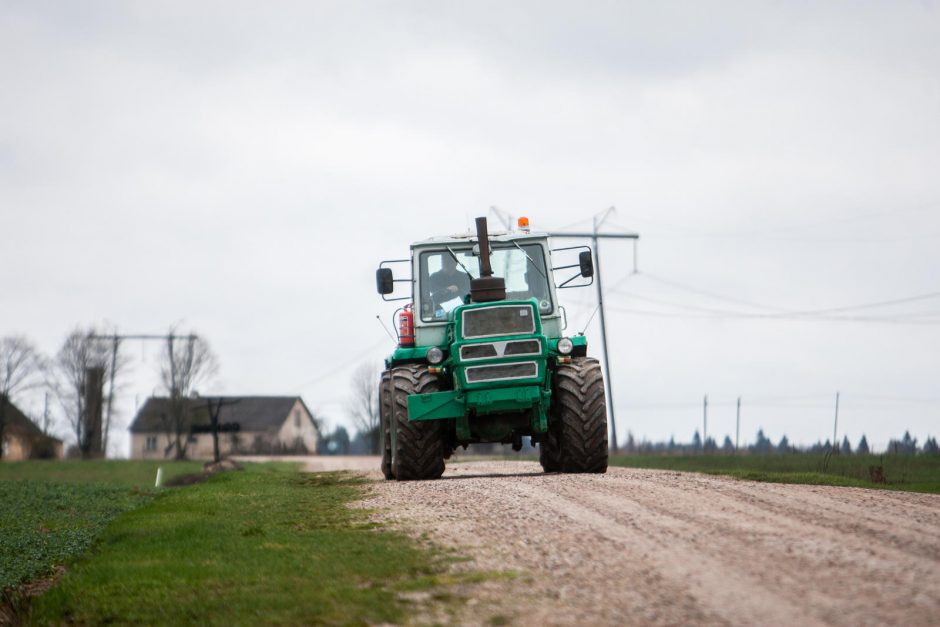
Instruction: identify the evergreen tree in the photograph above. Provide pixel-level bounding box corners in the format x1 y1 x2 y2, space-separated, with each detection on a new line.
840 435 852 455
691 430 702 452
751 429 772 454
777 435 790 453
888 431 918 454
704 436 717 453
857 434 870 455
721 435 734 453
624 431 636 453
922 436 939 455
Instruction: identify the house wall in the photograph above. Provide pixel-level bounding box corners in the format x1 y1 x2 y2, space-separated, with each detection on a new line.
2 435 28 460
131 432 257 460
1 434 64 460
277 400 319 453
130 399 319 459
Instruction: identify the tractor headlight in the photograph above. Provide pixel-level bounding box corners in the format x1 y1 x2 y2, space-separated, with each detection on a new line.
426 346 444 364
557 338 573 355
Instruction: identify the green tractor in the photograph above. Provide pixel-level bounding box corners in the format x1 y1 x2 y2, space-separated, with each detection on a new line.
375 216 607 480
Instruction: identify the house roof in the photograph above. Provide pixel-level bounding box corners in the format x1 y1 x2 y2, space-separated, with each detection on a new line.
0 396 62 442
128 396 314 434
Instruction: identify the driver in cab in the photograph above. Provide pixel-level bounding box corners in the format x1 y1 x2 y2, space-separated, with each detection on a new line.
429 254 471 308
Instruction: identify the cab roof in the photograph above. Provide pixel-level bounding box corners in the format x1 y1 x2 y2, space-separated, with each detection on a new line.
411 229 549 249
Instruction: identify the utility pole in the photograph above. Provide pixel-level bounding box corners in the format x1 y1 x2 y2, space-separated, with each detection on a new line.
547 207 639 452
735 396 741 454
833 391 840 453
703 394 708 450
103 335 119 455
489 206 515 231
42 391 50 436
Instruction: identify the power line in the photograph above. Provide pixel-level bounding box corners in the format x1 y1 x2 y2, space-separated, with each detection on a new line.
289 338 389 392
603 303 940 325
625 271 790 312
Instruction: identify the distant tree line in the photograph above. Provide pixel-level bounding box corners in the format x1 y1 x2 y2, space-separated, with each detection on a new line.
622 429 939 456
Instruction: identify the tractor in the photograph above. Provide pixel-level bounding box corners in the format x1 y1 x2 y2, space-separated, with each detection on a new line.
375 216 607 480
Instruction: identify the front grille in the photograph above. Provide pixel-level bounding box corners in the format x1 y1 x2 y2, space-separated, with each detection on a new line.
465 361 538 383
461 344 498 360
462 305 535 339
460 339 542 361
504 339 540 356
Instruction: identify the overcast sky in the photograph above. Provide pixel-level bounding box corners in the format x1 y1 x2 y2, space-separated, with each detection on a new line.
2 0 939 455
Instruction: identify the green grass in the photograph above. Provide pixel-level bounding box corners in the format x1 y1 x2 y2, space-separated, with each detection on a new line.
0 459 203 488
609 453 940 493
29 465 467 625
0 461 203 591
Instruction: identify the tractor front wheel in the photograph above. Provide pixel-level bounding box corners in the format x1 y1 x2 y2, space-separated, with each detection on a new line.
379 370 393 480
547 357 608 473
390 364 446 480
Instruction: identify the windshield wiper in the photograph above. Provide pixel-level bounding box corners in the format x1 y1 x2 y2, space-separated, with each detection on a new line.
445 246 476 277
511 241 547 280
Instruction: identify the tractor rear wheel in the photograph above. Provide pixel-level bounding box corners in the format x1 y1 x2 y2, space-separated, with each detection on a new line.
549 357 608 473
379 370 393 480
391 364 446 480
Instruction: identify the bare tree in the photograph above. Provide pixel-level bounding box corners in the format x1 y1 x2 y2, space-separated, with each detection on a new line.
158 329 219 459
0 335 47 459
55 327 114 458
93 324 132 456
347 361 381 454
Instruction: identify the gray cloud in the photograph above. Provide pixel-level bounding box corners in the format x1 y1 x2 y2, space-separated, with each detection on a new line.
2 0 939 453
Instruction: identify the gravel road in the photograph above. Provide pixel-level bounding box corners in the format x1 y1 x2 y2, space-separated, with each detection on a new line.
358 460 940 626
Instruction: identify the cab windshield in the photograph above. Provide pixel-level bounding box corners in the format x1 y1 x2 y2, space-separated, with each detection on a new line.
418 244 552 322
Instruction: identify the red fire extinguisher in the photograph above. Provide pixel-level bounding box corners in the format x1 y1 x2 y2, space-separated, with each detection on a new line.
398 304 415 347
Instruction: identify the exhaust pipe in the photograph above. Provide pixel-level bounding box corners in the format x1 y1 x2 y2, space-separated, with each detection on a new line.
470 216 506 302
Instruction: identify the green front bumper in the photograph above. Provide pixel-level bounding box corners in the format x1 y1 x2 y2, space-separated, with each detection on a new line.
406 385 550 440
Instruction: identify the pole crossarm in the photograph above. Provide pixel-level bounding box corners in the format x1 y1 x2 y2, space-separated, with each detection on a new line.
546 232 639 240
88 334 198 341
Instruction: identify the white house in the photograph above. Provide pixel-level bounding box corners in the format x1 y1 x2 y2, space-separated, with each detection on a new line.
128 396 319 459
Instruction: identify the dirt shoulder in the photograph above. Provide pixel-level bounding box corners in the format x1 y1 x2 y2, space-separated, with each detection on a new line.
357 461 940 626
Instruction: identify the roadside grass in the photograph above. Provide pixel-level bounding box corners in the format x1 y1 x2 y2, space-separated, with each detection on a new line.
0 461 202 591
609 453 940 493
0 459 203 488
30 465 469 625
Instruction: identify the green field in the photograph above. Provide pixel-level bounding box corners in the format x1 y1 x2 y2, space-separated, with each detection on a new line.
4 461 473 625
0 459 203 487
609 453 940 493
0 461 203 591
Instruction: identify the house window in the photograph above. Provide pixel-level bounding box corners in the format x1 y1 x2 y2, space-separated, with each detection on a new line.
294 410 301 429
145 436 157 451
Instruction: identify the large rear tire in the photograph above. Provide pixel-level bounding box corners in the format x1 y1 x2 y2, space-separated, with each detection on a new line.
391 364 446 481
379 370 393 480
549 357 608 473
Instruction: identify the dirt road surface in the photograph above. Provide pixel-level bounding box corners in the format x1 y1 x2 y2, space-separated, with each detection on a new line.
358 460 940 626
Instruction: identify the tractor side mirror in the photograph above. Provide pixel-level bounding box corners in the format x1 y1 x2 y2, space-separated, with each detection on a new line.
579 251 594 278
376 268 394 295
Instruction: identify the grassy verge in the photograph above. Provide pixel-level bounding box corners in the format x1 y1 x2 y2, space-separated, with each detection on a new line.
0 461 203 591
609 453 940 493
29 464 465 625
0 459 204 488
